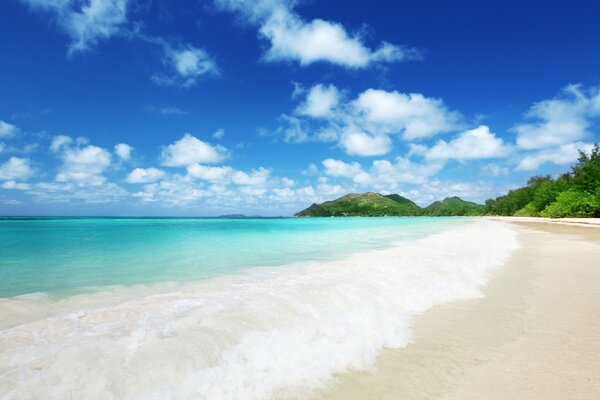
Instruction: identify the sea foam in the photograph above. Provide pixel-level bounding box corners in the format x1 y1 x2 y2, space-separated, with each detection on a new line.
0 220 518 399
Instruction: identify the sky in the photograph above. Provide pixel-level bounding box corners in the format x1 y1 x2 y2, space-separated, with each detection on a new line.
0 0 599 216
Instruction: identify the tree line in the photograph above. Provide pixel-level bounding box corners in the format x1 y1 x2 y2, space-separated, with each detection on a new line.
484 143 600 217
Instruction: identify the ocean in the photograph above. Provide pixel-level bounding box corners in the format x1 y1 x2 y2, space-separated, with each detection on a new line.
0 217 519 399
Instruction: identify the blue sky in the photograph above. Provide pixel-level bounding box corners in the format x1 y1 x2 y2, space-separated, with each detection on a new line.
0 0 599 216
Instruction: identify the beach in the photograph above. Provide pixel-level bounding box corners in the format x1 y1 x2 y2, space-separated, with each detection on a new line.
1 218 599 399
316 219 600 399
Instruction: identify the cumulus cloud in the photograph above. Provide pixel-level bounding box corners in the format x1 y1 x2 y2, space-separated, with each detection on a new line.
187 164 233 182
21 0 129 55
321 156 444 189
232 167 270 185
339 131 391 157
353 89 462 140
215 0 421 68
50 135 74 152
1 180 31 190
56 144 112 186
424 125 511 161
0 157 35 181
513 84 600 150
0 120 19 138
322 158 363 178
153 45 219 88
516 142 595 171
402 179 497 206
114 143 133 161
296 84 340 118
125 167 165 183
276 84 463 156
161 134 228 167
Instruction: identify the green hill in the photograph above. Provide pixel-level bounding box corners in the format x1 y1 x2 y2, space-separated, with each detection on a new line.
295 193 485 217
294 192 421 217
423 196 485 216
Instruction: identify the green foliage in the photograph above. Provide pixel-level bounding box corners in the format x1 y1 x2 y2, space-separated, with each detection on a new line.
423 197 484 216
484 143 599 218
571 143 600 193
295 193 421 217
296 144 600 219
540 190 600 218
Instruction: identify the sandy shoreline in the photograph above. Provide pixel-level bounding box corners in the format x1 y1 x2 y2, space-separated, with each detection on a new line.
315 221 600 399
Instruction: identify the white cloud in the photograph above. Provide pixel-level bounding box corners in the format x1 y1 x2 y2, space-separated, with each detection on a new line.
22 0 129 55
212 129 226 140
340 131 391 157
402 179 496 206
353 89 462 140
276 85 463 156
145 105 187 116
125 167 165 183
425 125 511 161
114 143 133 161
232 167 270 185
320 156 445 190
0 120 19 138
296 84 340 118
50 135 73 152
154 45 219 88
0 157 35 180
322 158 363 178
56 144 112 186
215 0 421 68
481 163 509 177
161 134 228 167
513 84 600 150
187 164 233 182
516 142 595 171
2 181 31 190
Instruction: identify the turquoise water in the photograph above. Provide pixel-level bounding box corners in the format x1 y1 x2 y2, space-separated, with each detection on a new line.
0 217 467 298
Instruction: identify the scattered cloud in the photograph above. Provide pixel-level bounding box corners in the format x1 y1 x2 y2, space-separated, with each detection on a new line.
145 105 187 116
114 143 133 161
513 84 600 150
481 163 509 177
187 164 233 182
215 0 421 68
1 180 31 190
423 125 511 161
55 143 113 186
516 141 595 171
50 135 74 152
161 134 228 167
125 167 165 183
276 84 462 156
153 45 219 88
0 157 35 181
353 89 462 140
21 0 130 55
296 84 340 118
0 120 19 138
212 129 225 140
339 130 391 157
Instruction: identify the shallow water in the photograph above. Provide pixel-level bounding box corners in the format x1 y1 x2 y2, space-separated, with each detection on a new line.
0 218 519 399
0 216 467 297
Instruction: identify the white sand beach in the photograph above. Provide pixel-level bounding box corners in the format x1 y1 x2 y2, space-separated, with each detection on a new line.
316 220 600 399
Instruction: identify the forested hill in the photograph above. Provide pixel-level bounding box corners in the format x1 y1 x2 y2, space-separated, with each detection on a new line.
295 144 600 218
294 193 483 217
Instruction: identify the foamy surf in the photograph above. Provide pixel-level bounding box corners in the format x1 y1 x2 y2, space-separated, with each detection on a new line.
0 220 518 399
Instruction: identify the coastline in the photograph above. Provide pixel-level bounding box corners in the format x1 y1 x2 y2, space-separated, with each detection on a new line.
315 220 600 399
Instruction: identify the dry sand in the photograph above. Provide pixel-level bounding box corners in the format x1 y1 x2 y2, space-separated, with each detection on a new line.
315 221 600 400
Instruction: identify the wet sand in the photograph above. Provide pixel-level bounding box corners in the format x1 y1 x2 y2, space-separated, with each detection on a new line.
315 221 600 400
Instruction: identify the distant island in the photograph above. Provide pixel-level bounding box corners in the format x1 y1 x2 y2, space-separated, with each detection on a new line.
295 193 483 217
296 144 600 218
